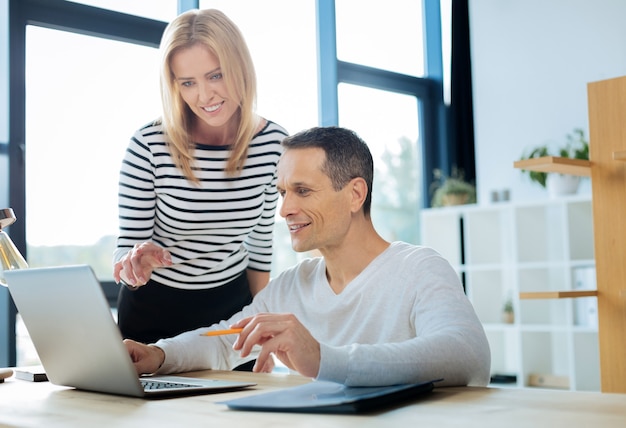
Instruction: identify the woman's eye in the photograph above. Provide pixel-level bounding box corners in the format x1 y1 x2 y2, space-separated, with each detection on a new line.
210 72 223 80
180 81 194 87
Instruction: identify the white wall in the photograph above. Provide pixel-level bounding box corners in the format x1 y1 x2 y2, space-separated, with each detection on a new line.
469 0 626 203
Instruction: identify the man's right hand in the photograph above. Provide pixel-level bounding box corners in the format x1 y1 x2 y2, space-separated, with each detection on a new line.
123 339 166 375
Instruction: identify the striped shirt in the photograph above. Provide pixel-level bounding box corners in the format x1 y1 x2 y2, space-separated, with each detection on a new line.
113 120 288 290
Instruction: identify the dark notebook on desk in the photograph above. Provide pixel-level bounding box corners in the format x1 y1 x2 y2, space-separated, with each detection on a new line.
220 379 440 414
5 265 255 398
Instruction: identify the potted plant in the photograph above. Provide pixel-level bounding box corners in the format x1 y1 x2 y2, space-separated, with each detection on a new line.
502 298 514 324
518 128 589 192
430 167 477 207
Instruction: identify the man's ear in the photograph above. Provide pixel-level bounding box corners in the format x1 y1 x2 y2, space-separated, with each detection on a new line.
349 177 368 213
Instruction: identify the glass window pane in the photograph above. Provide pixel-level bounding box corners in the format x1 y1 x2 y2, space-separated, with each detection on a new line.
335 0 425 77
199 0 318 276
338 84 422 244
66 0 177 21
24 1 319 283
25 27 162 281
199 0 318 136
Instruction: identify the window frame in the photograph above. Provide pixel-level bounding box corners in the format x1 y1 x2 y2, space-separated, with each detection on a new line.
316 0 448 208
2 0 168 366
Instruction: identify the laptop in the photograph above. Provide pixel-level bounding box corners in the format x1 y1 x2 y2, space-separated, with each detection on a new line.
4 265 256 398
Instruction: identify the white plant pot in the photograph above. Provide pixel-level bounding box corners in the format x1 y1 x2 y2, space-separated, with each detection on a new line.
547 174 581 198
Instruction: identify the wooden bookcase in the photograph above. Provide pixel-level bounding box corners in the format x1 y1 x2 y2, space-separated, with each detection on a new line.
512 75 626 393
421 197 599 391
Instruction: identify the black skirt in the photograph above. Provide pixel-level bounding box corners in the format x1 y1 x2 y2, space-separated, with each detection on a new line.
116 272 256 371
117 272 253 343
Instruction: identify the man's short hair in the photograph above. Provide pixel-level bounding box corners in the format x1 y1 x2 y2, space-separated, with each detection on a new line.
282 126 374 215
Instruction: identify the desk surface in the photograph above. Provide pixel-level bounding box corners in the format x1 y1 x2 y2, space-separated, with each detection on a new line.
1 369 625 427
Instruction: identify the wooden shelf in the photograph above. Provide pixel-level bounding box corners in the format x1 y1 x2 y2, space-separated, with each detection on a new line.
513 156 592 177
588 75 626 393
519 290 598 300
613 150 626 161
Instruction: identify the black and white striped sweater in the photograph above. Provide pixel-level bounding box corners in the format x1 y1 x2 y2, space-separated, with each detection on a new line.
113 120 287 289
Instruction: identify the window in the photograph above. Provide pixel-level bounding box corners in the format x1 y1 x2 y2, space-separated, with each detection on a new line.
22 1 318 282
198 0 319 276
199 0 318 137
338 84 421 243
331 0 432 243
66 0 176 21
25 27 161 281
3 0 450 367
335 0 425 77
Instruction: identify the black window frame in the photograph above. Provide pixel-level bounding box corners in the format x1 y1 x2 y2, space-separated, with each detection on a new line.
2 0 168 367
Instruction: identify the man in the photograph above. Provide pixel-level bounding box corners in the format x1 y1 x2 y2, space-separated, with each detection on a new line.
125 126 491 387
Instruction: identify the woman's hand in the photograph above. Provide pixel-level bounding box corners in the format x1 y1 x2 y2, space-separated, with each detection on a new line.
113 242 172 288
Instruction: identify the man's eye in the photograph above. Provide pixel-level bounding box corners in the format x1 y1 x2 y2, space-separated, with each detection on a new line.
296 188 310 195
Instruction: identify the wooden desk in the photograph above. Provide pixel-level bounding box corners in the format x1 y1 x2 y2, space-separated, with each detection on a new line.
1 370 625 427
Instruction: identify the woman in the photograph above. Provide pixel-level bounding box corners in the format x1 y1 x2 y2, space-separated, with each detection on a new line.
112 9 287 360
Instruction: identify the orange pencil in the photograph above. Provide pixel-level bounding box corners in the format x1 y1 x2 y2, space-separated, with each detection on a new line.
200 328 243 337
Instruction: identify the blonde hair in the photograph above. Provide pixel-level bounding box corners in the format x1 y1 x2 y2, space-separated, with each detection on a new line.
159 9 258 181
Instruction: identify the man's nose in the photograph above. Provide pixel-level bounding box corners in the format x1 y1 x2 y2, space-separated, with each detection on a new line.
278 193 296 218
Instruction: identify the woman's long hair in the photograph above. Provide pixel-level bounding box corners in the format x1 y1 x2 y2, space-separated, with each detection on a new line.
159 9 258 181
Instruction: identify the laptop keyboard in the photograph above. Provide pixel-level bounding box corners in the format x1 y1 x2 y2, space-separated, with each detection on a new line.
140 379 202 391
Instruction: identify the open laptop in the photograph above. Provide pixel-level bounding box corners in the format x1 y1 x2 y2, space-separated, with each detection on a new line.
4 265 256 398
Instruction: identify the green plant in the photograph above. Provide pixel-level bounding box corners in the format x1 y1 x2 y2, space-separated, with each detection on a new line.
519 128 589 188
503 299 513 314
502 298 514 323
430 167 477 207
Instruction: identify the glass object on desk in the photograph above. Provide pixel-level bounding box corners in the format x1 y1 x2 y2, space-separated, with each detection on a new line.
0 208 29 286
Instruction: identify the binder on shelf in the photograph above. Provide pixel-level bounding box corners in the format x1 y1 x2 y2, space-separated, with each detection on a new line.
573 266 598 328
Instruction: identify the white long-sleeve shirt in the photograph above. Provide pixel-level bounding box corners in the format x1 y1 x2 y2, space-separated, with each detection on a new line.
155 241 491 387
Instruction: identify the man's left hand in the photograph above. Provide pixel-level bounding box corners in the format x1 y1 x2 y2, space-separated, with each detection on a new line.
231 313 321 378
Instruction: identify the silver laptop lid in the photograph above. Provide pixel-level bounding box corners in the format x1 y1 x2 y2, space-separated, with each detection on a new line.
6 265 146 396
6 265 256 398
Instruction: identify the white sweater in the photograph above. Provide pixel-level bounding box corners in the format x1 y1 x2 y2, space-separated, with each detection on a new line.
155 242 491 387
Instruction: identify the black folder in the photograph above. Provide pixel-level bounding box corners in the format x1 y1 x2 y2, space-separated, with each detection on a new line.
220 379 440 414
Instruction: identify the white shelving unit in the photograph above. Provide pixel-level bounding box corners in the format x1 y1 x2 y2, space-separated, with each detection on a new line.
420 195 600 391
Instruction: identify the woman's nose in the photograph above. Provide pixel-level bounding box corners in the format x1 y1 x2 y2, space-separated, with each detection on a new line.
197 82 213 103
